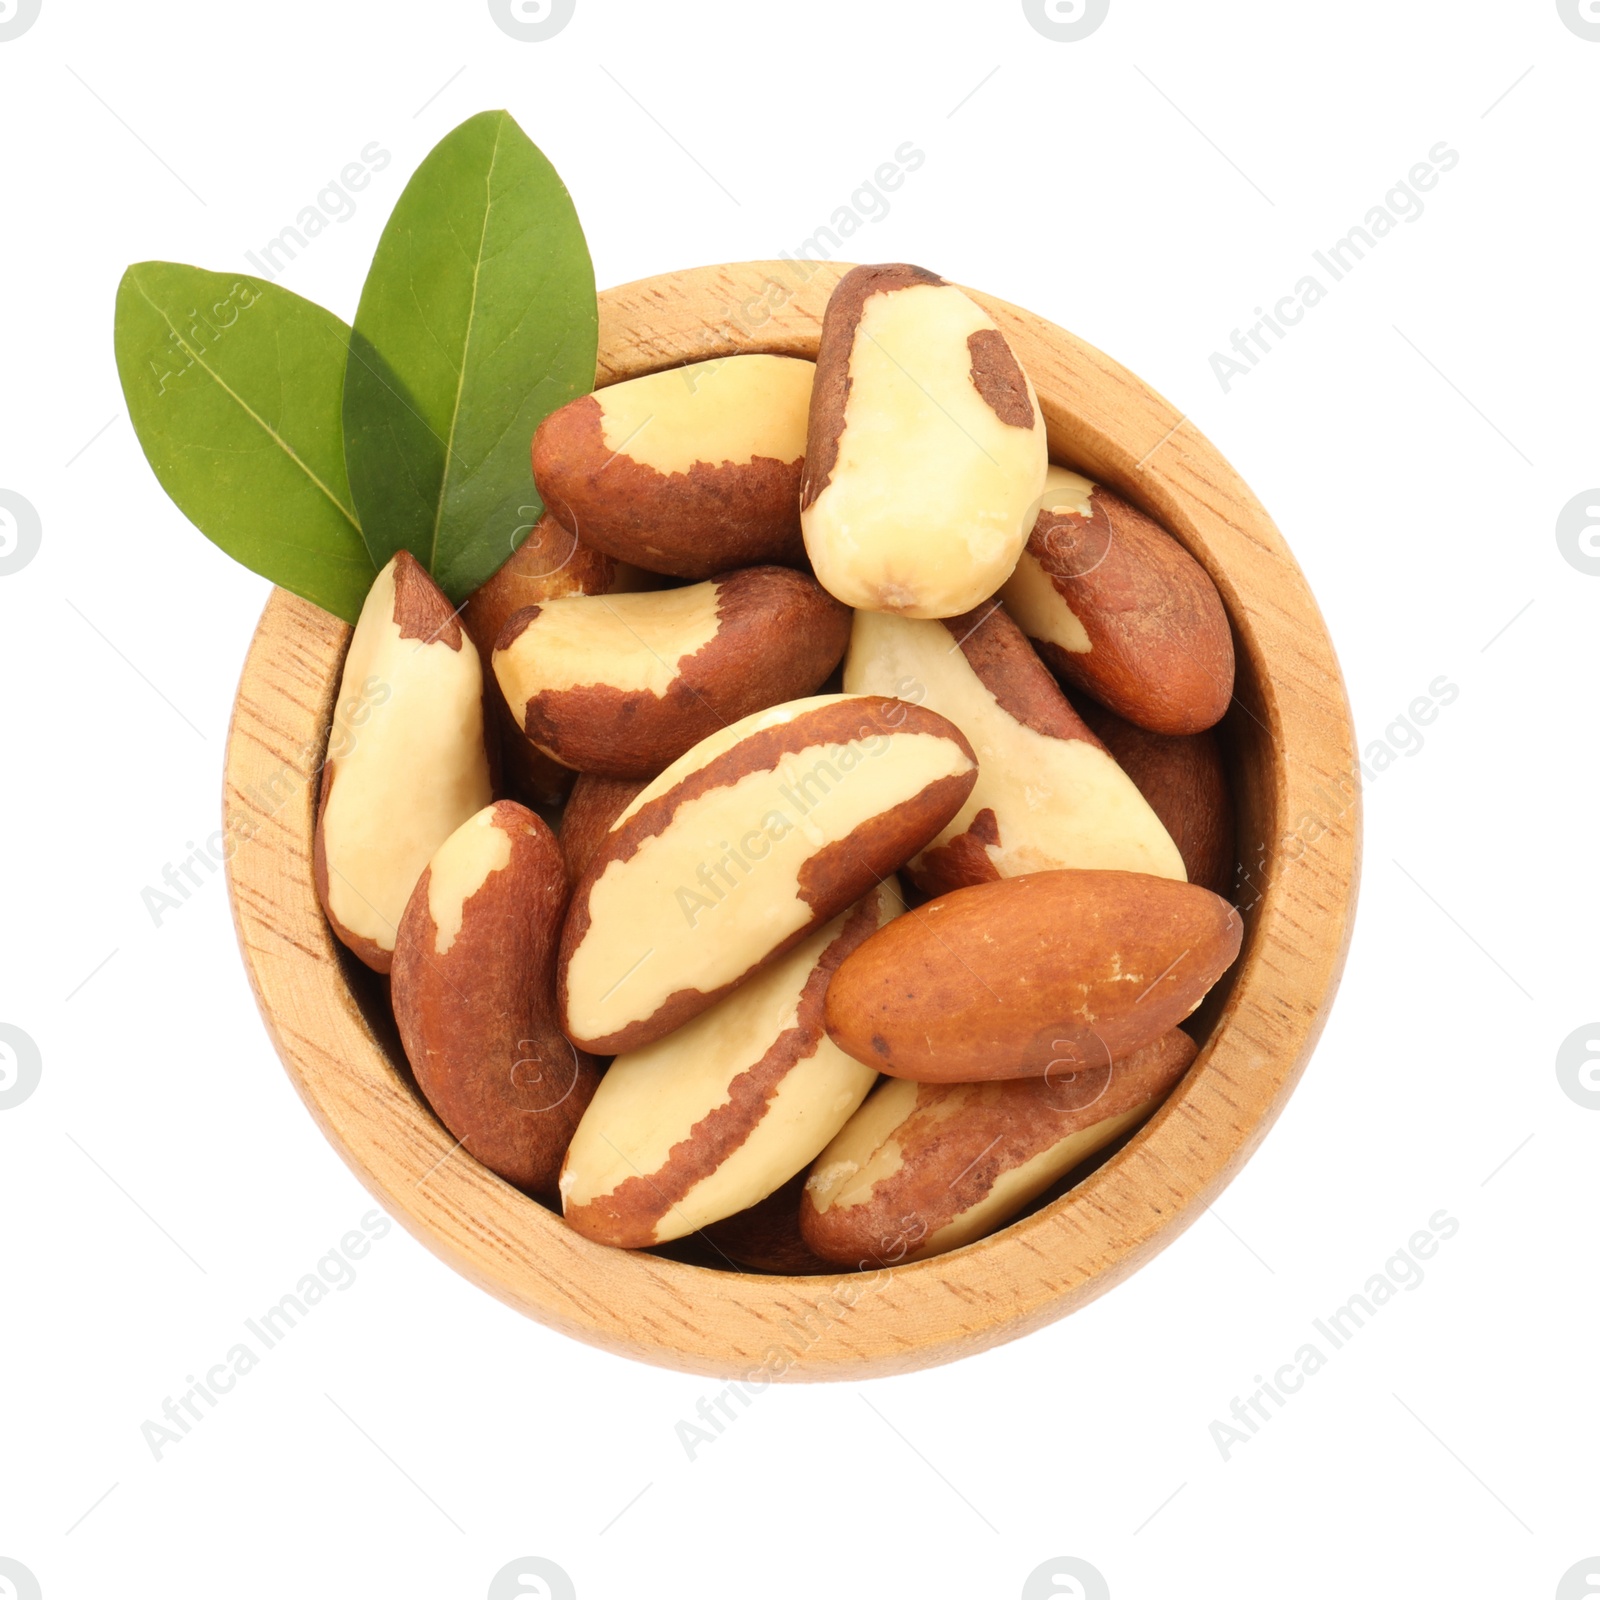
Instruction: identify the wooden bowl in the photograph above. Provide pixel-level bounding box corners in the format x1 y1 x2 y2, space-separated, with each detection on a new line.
224 262 1360 1380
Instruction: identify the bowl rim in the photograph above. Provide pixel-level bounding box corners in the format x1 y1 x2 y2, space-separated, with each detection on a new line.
224 259 1361 1381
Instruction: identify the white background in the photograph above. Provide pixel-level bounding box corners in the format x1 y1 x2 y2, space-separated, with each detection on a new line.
1 2 1595 1596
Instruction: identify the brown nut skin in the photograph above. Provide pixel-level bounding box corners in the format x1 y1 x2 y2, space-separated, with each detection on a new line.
1078 700 1236 898
1001 469 1234 734
801 1029 1199 1266
824 869 1242 1082
463 514 641 808
391 801 601 1199
558 694 978 1055
558 773 649 884
493 566 851 780
703 1173 838 1275
532 354 813 579
314 552 492 973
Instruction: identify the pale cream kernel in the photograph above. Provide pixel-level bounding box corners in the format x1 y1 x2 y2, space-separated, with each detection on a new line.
495 582 723 701
597 354 813 476
425 807 514 956
322 558 492 951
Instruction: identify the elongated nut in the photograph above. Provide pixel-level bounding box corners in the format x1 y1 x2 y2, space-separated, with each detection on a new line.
1078 700 1235 897
802 1030 1198 1265
314 552 492 971
462 512 648 807
493 566 850 780
843 604 1184 895
558 694 977 1054
392 802 601 1197
559 773 648 884
801 264 1047 618
559 879 899 1247
825 868 1242 1082
533 354 814 578
1001 465 1234 733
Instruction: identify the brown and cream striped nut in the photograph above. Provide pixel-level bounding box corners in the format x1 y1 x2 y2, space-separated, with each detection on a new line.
532 354 814 579
463 512 657 807
314 552 492 972
843 605 1184 896
1000 465 1235 734
1078 700 1236 897
558 772 649 884
825 868 1242 1082
492 566 851 780
391 802 601 1198
802 1029 1198 1265
801 264 1047 619
559 879 899 1248
557 694 978 1055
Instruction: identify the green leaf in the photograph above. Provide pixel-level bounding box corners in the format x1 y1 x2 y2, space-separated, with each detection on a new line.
342 109 598 602
114 263 376 623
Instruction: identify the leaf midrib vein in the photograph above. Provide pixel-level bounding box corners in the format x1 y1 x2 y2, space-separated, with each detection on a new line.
132 276 361 534
428 114 504 572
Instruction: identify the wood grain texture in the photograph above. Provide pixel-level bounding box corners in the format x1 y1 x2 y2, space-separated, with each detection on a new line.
224 261 1361 1380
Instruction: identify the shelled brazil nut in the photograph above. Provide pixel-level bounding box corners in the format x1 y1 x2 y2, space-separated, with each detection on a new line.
824 869 1242 1082
533 353 815 579
802 1029 1199 1265
557 694 977 1054
1001 465 1235 734
392 801 601 1197
492 566 850 780
801 265 1047 618
559 879 900 1247
314 552 492 972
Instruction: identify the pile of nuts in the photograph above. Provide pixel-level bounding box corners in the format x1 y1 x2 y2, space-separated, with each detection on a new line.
313 264 1242 1273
